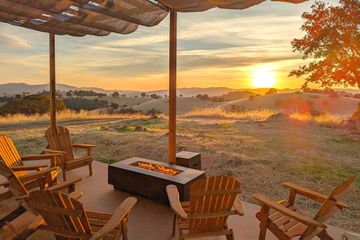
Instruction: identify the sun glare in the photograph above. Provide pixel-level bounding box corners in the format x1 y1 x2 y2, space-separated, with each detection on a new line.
252 67 276 88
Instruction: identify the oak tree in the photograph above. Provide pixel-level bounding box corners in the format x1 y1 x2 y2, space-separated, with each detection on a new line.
290 0 360 89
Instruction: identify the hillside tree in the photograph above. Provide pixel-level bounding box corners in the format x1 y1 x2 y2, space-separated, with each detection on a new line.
112 91 120 98
290 0 360 89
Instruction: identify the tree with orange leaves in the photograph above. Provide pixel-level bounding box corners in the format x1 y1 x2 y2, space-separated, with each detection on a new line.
290 0 360 89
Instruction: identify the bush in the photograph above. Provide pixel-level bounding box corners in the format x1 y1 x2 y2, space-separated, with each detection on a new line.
230 105 246 113
351 104 360 121
196 94 210 101
249 95 256 100
64 97 108 111
0 96 13 103
147 108 161 116
110 102 119 109
0 94 65 115
275 97 315 114
112 91 120 98
67 90 106 98
150 94 161 99
117 107 142 114
265 88 278 95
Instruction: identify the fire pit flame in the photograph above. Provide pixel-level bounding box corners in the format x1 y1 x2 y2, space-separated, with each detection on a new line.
135 161 181 176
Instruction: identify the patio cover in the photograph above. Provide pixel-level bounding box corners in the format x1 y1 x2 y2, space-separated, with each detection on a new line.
0 0 307 164
0 0 306 36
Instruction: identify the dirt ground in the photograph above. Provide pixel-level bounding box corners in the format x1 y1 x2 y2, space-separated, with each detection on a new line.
2 116 359 232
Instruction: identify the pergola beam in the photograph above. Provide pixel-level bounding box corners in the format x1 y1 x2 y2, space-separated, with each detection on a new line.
49 33 56 129
168 9 177 164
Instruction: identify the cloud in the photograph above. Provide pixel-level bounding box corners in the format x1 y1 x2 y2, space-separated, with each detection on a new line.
0 33 31 49
0 0 324 90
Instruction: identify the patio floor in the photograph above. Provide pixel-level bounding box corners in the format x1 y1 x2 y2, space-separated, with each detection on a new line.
0 161 344 240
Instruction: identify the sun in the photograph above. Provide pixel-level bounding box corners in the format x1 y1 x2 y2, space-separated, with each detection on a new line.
252 66 276 88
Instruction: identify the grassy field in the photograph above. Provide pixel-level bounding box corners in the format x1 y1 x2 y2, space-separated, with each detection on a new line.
1 114 359 232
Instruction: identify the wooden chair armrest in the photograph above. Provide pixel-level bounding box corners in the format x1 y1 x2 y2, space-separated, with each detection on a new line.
89 197 137 240
283 182 348 209
11 165 48 171
42 149 67 155
73 144 95 156
166 185 188 219
73 144 96 149
42 150 66 166
252 194 325 228
46 177 82 193
19 167 59 183
0 180 9 187
21 154 62 161
68 191 83 200
233 195 244 216
22 153 62 167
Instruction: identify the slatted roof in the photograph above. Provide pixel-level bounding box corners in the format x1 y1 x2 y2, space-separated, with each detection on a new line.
0 0 306 37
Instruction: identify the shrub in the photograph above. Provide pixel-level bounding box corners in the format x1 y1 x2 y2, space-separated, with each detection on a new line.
230 105 246 113
0 94 65 115
112 91 120 98
147 108 161 116
196 94 210 101
110 102 119 109
351 104 360 121
150 94 161 99
117 107 142 114
68 90 106 98
265 88 278 95
64 97 108 111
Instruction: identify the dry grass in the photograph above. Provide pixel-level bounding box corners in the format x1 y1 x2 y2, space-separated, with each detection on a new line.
183 107 346 128
4 117 359 231
0 109 148 125
182 107 277 121
289 113 344 127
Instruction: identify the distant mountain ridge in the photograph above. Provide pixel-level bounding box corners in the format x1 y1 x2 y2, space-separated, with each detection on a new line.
0 83 293 97
0 83 137 96
1 82 357 97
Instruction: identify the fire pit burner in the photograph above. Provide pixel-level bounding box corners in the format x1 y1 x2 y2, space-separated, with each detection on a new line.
132 161 182 176
108 157 205 203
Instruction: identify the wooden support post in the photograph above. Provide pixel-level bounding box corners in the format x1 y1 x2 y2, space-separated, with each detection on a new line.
168 10 177 164
49 33 56 128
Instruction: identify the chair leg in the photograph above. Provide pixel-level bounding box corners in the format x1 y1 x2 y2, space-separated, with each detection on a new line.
257 208 269 240
89 163 93 176
259 221 268 240
172 214 176 236
122 216 128 240
226 229 235 240
62 169 67 181
0 205 27 228
318 230 333 240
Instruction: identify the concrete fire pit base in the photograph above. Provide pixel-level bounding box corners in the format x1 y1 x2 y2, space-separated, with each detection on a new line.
108 157 205 203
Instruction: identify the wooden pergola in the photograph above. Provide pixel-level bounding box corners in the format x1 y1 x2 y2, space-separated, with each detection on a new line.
0 0 306 164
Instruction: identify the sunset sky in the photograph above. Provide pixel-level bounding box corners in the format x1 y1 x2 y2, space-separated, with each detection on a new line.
0 0 338 91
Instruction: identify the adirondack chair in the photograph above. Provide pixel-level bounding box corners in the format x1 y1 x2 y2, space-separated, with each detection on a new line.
0 135 60 192
0 161 82 238
45 126 95 180
252 176 356 240
25 190 137 240
166 176 244 240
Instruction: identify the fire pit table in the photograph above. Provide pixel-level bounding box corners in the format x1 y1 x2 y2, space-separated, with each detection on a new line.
108 157 205 203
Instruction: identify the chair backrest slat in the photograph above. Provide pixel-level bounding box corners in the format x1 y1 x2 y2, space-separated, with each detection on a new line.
27 190 92 239
302 176 356 238
189 176 241 233
0 135 27 177
0 162 28 197
45 126 75 162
